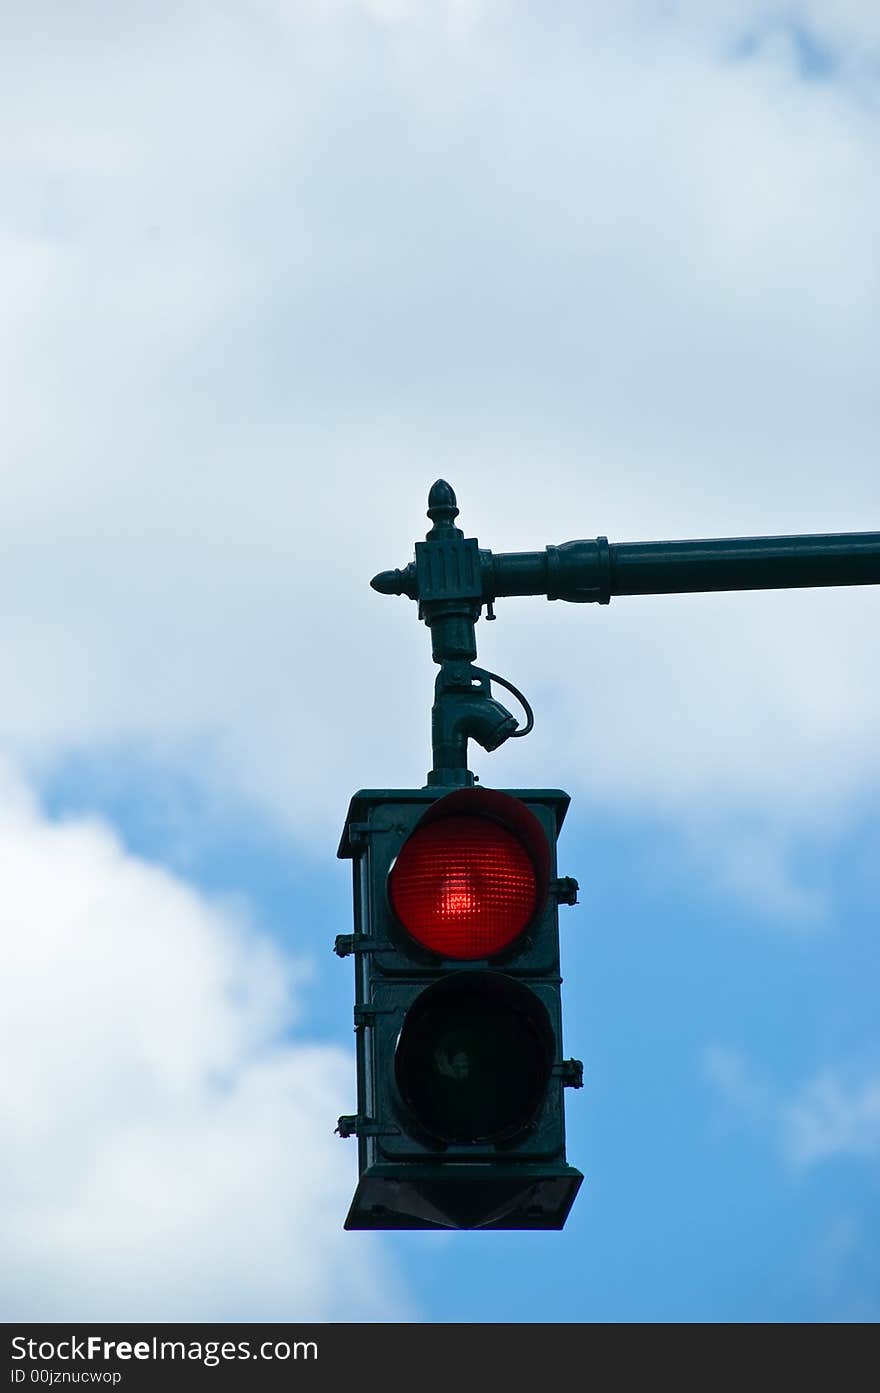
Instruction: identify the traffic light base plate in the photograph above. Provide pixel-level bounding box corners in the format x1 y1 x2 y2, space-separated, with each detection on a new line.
344 1163 583 1231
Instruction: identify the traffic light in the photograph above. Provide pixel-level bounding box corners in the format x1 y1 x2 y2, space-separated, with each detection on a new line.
336 783 583 1230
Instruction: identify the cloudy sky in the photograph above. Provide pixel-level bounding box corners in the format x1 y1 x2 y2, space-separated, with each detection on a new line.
2 0 878 1322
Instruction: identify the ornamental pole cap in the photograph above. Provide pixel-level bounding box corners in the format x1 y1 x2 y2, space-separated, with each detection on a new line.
426 480 460 536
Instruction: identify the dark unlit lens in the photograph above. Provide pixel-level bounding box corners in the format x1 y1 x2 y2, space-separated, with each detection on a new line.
395 973 553 1144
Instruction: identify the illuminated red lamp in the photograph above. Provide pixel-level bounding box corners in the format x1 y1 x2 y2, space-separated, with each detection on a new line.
388 799 543 960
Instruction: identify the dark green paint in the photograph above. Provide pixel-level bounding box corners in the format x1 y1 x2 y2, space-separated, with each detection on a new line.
337 484 879 1231
372 481 880 787
336 787 583 1231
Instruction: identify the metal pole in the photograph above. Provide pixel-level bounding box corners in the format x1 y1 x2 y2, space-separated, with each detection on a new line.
487 532 880 604
371 485 880 782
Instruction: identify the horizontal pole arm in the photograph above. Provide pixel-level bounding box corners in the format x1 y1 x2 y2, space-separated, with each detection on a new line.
487 531 880 603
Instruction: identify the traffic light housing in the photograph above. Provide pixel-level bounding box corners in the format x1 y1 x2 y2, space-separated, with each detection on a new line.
336 784 583 1230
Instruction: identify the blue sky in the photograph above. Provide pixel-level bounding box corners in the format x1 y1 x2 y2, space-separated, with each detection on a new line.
2 0 878 1323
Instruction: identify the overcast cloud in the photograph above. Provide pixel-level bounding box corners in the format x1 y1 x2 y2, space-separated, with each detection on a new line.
2 3 877 918
1 0 878 1320
0 759 405 1320
704 1043 880 1170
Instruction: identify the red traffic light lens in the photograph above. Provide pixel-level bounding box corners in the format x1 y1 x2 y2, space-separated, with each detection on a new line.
388 814 538 959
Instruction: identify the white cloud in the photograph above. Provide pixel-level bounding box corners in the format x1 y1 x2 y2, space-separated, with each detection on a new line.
0 0 877 918
703 1044 773 1121
783 1070 880 1167
673 0 880 56
704 1045 880 1170
798 1215 880 1321
0 763 407 1320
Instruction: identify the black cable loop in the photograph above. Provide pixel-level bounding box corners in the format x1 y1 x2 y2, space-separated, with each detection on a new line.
480 668 534 738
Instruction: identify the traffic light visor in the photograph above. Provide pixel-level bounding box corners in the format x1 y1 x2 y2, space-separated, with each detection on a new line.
389 812 538 959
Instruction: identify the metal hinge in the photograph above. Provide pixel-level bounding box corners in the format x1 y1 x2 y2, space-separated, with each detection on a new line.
554 1058 584 1088
334 934 382 958
352 1004 395 1031
335 1115 401 1139
347 820 408 849
346 821 372 848
550 876 579 905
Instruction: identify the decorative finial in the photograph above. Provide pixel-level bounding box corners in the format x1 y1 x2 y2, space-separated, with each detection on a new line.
426 480 460 539
371 565 417 597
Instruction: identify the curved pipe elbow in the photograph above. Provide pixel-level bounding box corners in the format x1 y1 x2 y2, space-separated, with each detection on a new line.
447 693 519 754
